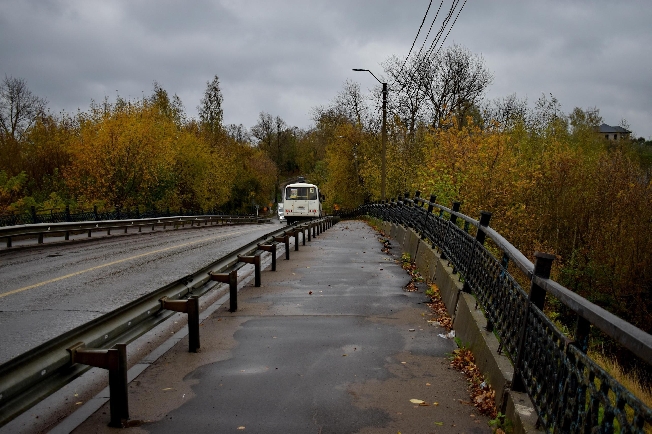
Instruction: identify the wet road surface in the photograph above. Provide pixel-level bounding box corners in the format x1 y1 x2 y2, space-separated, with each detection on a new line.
0 223 282 364
67 220 490 433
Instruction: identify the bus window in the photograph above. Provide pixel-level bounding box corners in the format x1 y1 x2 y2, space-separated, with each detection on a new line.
285 187 318 200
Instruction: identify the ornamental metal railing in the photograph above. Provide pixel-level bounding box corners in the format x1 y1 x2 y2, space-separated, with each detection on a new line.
341 192 652 433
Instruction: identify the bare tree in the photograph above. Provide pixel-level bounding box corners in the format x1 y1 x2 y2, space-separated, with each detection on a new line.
383 54 430 137
483 93 529 130
225 123 251 144
332 80 368 127
0 76 47 142
420 44 492 128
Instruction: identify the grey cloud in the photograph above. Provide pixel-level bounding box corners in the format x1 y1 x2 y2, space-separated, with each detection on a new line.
1 0 650 137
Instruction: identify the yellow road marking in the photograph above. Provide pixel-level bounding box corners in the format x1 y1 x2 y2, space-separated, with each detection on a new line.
0 228 254 299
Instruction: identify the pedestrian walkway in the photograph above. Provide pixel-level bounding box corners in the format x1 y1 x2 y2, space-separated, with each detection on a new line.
68 220 490 433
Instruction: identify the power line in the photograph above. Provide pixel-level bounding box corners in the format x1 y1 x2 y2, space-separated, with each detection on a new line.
397 0 434 79
425 0 459 58
433 0 467 58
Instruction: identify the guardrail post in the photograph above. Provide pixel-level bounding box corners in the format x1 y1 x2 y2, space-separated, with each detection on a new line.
512 251 555 393
293 228 299 251
67 342 129 427
274 234 290 259
209 268 240 312
258 242 277 271
238 253 261 287
301 225 306 246
307 223 312 241
159 296 200 352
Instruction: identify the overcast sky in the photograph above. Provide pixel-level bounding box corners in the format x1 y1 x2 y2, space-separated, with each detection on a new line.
1 0 651 138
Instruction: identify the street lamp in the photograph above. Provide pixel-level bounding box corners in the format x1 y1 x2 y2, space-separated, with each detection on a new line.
353 68 387 201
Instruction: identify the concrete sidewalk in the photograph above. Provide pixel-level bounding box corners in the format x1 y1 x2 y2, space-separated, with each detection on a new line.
64 220 490 433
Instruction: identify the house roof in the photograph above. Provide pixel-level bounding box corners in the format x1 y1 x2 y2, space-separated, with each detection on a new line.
598 123 631 134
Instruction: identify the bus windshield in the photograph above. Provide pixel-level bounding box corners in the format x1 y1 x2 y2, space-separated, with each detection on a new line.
285 186 318 201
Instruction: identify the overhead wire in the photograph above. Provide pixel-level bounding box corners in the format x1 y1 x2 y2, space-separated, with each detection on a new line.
362 1 468 126
392 0 456 99
396 0 434 82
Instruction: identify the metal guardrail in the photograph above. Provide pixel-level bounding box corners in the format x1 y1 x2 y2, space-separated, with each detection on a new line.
0 214 263 248
342 194 652 433
0 205 229 227
0 217 334 427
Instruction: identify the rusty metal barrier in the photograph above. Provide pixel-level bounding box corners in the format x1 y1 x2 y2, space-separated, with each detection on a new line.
67 342 128 427
0 217 334 427
159 296 200 352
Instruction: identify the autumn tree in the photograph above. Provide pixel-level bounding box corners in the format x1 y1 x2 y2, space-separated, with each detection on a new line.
65 98 177 208
198 75 224 143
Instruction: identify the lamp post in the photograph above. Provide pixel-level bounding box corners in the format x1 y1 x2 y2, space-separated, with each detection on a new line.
353 68 387 201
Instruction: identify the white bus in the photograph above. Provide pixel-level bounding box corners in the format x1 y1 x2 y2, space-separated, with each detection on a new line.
282 179 322 224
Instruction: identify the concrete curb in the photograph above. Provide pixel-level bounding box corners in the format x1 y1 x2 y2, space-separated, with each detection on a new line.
384 221 543 434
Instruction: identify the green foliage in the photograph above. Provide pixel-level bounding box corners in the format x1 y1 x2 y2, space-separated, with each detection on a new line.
0 170 28 211
488 412 513 433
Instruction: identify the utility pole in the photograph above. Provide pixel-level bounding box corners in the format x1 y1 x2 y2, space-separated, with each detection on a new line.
381 82 387 201
353 68 387 201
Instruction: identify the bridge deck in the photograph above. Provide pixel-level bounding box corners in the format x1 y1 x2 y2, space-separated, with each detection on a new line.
57 220 490 433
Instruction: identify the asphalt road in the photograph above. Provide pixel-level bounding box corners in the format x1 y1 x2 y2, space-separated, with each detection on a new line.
68 220 490 433
0 222 283 364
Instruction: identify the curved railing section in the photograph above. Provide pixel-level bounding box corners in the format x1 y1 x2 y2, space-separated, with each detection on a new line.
342 193 652 433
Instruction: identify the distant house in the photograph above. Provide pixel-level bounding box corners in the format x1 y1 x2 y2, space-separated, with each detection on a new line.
598 123 631 141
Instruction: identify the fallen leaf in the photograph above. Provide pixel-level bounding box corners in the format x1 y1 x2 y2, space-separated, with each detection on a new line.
162 388 173 391
410 399 425 404
308 291 313 295
434 421 443 426
419 402 430 406
237 427 245 430
425 383 431 386
433 402 439 406
75 401 83 405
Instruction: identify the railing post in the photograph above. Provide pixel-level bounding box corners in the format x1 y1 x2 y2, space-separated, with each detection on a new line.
512 252 555 392
462 211 492 294
65 205 71 222
258 243 277 271
209 268 240 312
427 194 436 214
94 205 99 221
294 229 299 251
441 202 461 261
159 296 200 352
238 253 261 287
68 342 129 427
273 234 290 260
31 206 38 224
